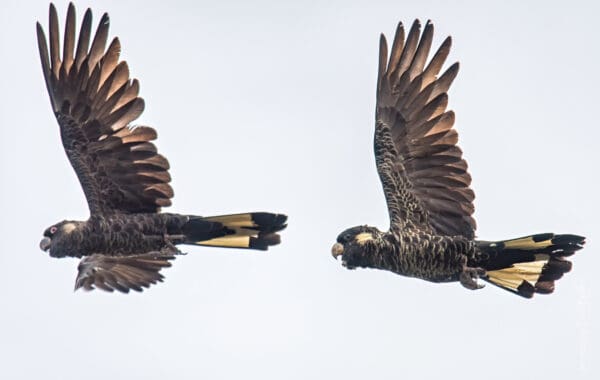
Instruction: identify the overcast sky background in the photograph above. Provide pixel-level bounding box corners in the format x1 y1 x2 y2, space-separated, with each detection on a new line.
1 0 598 379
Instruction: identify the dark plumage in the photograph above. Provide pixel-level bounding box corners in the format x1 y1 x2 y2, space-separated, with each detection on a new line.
37 3 287 293
331 20 585 298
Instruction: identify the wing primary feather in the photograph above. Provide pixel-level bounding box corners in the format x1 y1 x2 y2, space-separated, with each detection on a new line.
97 37 121 89
104 47 127 97
84 58 103 100
409 110 454 140
386 21 405 78
407 20 434 81
93 59 127 111
75 8 92 70
422 36 452 84
116 125 157 141
405 63 458 114
408 93 448 124
48 3 61 78
113 78 139 111
395 19 421 85
62 3 76 74
96 75 129 116
102 98 145 132
377 34 388 94
36 23 54 109
429 62 459 100
87 12 110 70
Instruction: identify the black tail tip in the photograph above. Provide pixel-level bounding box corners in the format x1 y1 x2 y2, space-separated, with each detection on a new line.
551 234 586 254
551 234 585 244
249 233 282 251
516 280 555 298
513 256 573 298
516 281 535 298
251 212 288 233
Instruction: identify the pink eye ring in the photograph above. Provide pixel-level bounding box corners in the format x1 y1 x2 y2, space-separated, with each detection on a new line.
50 226 58 234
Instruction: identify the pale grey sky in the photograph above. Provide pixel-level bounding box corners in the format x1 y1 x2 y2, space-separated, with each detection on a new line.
1 0 598 379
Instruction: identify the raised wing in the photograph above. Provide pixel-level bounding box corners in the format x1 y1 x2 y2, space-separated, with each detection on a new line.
375 20 475 238
75 250 176 293
37 3 173 215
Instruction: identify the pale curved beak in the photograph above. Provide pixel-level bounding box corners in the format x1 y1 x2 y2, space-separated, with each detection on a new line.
39 237 51 252
331 243 344 259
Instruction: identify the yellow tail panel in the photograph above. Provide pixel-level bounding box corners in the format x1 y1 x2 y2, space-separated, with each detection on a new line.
487 254 550 291
502 235 553 250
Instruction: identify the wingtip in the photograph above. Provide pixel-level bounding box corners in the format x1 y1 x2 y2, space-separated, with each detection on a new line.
48 3 58 29
65 2 76 22
410 19 422 30
100 12 110 26
445 35 452 45
112 36 121 49
36 21 44 35
74 280 83 292
379 33 387 45
424 19 434 31
82 7 93 23
392 21 404 43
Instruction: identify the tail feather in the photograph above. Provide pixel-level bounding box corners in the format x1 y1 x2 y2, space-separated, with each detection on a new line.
477 233 585 298
182 212 287 251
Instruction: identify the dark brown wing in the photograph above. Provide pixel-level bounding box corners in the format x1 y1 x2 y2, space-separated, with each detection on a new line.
36 3 173 215
375 20 475 238
75 251 176 293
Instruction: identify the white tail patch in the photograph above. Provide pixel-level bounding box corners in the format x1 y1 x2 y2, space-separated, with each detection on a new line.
486 254 550 291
